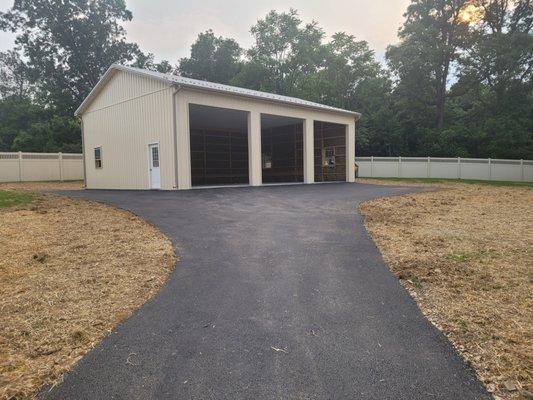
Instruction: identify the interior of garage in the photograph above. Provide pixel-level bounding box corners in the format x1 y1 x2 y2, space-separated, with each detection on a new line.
261 114 304 183
189 104 249 186
314 121 346 182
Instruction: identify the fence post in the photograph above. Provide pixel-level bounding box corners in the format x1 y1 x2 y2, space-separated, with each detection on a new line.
488 158 492 181
457 157 461 179
521 159 524 182
398 156 402 178
370 156 374 177
58 152 63 182
427 156 431 178
18 151 22 182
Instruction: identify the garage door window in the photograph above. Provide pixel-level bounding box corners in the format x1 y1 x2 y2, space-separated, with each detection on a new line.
323 147 335 167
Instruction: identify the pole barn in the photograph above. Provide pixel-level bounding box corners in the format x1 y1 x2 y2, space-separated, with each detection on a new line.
75 65 361 190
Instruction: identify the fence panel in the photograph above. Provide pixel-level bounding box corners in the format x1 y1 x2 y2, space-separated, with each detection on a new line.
460 158 490 180
524 161 533 182
61 154 85 181
0 152 84 183
371 157 399 178
0 153 21 182
399 157 428 178
355 156 532 183
490 159 522 182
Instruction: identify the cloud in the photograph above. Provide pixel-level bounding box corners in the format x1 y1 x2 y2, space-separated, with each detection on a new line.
123 0 411 63
1 0 411 63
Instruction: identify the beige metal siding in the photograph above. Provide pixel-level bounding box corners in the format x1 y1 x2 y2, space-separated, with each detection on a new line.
82 73 175 190
85 71 169 113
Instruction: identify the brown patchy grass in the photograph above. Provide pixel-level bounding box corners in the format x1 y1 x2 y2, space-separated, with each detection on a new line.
359 180 532 399
0 191 175 399
0 181 83 192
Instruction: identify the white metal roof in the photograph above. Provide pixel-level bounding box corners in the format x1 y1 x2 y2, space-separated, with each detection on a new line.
75 64 361 118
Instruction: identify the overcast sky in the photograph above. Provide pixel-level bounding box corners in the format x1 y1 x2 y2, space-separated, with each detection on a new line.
0 0 410 64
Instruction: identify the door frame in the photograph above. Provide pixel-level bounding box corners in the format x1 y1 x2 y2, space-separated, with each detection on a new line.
148 142 161 190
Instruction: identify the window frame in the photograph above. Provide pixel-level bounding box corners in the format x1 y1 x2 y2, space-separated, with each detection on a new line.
151 145 159 168
94 147 102 169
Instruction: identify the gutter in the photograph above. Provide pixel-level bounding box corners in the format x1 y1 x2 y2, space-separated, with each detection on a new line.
78 116 87 188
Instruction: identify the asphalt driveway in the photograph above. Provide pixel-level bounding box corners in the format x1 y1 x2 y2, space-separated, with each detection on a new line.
42 183 488 399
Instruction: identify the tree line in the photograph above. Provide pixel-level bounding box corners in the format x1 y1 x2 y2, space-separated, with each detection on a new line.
0 1 531 158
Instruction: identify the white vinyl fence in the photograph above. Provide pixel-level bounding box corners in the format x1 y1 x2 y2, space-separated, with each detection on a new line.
355 157 532 182
0 152 84 183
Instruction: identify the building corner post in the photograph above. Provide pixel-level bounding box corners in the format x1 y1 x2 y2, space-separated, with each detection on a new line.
303 118 314 184
248 110 262 186
79 117 87 188
346 122 356 182
175 91 191 190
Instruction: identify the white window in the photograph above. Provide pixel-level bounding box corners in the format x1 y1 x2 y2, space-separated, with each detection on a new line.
94 147 102 168
151 145 159 168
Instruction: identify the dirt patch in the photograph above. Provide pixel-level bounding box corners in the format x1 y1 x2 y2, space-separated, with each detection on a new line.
359 182 532 399
0 181 84 192
0 193 175 399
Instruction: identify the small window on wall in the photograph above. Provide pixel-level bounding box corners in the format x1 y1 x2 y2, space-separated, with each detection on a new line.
94 147 102 169
323 147 335 167
151 146 159 167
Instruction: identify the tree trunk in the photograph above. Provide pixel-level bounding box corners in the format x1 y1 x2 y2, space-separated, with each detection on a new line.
435 52 451 130
435 80 445 130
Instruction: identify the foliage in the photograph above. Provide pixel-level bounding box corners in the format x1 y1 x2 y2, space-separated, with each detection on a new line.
0 0 169 153
178 30 242 84
0 95 81 152
0 0 147 113
384 0 532 158
233 9 326 95
0 49 34 98
0 2 531 159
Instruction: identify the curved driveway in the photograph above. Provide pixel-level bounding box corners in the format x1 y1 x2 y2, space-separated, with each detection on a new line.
43 183 488 399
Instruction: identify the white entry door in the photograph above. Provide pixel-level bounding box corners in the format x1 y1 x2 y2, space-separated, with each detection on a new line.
148 143 161 189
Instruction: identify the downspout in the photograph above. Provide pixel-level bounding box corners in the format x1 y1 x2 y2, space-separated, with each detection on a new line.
78 116 87 188
172 84 183 189
354 113 362 180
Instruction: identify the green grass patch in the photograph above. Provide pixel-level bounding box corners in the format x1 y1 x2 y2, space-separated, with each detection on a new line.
408 276 423 289
0 190 35 209
361 177 532 188
446 249 499 263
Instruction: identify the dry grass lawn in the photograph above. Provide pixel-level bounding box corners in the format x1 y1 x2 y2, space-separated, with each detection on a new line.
358 179 532 400
0 181 83 192
0 184 175 399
